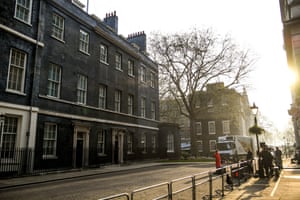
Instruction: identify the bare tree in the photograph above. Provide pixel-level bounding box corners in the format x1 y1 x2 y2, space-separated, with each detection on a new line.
149 28 256 156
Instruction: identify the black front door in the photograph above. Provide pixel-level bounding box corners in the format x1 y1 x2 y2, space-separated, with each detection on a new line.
76 139 83 168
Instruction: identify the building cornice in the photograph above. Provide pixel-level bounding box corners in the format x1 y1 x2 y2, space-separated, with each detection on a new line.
0 23 44 47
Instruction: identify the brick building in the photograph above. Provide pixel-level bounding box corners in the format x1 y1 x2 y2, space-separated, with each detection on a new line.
160 82 253 157
0 0 179 175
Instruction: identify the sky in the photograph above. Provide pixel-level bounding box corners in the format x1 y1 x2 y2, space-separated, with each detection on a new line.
85 0 292 132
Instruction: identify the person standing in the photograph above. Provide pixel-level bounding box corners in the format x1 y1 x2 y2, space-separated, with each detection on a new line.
246 149 253 174
215 149 222 174
275 147 283 170
261 147 273 177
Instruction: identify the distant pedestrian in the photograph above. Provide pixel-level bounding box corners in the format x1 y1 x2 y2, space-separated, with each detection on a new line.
261 147 273 177
274 147 283 170
246 149 253 174
215 149 222 174
215 149 221 168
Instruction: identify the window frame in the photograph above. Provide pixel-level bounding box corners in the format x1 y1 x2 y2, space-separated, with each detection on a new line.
79 29 89 54
43 122 57 159
167 133 175 153
150 71 155 88
51 12 65 41
208 121 216 135
1 116 18 159
115 52 122 70
47 63 61 98
114 90 122 112
196 122 202 135
97 129 106 156
128 94 134 115
141 97 146 118
98 85 107 109
14 0 33 24
128 59 134 76
197 140 203 152
77 74 87 105
100 44 108 64
151 101 156 120
222 120 230 134
7 48 27 94
140 66 146 83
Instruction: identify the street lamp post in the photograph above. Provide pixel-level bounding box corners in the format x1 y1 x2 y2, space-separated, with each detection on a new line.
249 102 265 178
250 103 260 154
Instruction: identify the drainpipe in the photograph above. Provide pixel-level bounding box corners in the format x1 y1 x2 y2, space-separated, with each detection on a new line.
24 0 43 173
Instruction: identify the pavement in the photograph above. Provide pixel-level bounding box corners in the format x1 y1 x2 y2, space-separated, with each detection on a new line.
0 159 299 200
219 158 300 200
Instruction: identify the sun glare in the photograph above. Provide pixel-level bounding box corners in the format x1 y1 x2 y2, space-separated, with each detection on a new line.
285 67 298 87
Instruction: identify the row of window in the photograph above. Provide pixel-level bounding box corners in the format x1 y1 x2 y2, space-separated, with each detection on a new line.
5 48 156 119
51 11 157 86
14 0 155 83
0 115 170 159
43 122 175 158
195 120 230 135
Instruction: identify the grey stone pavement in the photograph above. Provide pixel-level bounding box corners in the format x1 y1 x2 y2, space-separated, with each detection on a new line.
0 159 299 200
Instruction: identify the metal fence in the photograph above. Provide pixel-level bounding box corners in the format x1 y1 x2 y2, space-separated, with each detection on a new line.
0 148 34 177
0 148 74 178
99 160 252 200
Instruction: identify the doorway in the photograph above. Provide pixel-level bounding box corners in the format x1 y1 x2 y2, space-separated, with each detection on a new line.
76 132 84 168
112 129 124 164
72 125 90 168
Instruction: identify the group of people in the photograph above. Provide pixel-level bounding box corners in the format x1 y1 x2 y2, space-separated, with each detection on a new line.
259 146 283 178
214 146 283 178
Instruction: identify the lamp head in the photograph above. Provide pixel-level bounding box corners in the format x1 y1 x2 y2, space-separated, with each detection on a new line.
250 102 258 115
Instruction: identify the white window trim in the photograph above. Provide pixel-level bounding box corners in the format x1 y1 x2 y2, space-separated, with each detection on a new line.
77 74 87 105
222 120 230 134
79 29 89 54
6 48 26 94
197 140 203 152
14 0 33 25
140 65 146 83
128 59 135 77
141 97 146 118
115 53 122 71
51 12 65 42
100 44 108 64
43 122 58 159
196 122 202 135
208 121 216 135
114 90 121 112
47 63 61 98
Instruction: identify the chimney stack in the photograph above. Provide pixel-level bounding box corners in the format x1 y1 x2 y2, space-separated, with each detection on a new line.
104 11 118 33
127 31 147 52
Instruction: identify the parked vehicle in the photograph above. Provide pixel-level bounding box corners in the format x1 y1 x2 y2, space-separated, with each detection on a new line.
217 135 255 163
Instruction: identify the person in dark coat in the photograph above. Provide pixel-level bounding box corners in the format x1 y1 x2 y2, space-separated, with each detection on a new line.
261 147 273 177
246 149 253 174
274 147 283 170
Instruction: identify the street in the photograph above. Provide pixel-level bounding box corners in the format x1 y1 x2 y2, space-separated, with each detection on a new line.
0 163 214 200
